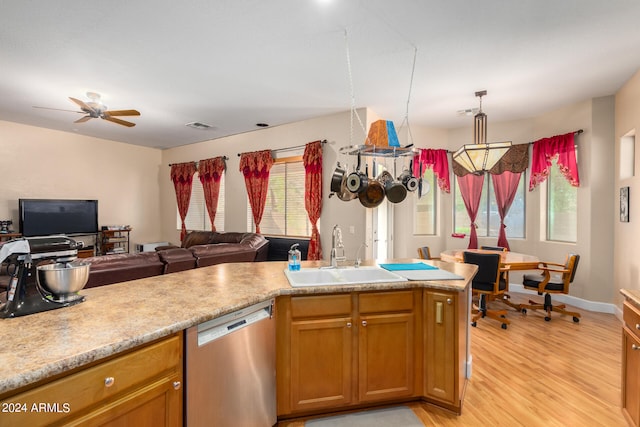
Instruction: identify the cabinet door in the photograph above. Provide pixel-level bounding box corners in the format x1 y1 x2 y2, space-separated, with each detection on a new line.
66 373 182 427
358 312 414 402
623 327 640 426
424 291 456 404
289 317 353 412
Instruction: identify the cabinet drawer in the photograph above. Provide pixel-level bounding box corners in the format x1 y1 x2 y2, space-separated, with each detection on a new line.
0 333 181 427
624 301 640 339
291 294 351 318
359 291 414 314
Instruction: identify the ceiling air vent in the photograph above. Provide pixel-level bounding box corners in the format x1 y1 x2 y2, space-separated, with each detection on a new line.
456 108 479 117
185 121 216 130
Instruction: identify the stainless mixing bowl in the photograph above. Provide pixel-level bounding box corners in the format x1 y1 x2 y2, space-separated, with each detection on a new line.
36 261 91 296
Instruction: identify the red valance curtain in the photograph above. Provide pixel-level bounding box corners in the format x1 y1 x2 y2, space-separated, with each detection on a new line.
303 140 323 260
198 156 226 232
239 150 274 234
170 162 197 241
412 148 450 193
457 173 484 249
529 132 579 191
491 171 522 250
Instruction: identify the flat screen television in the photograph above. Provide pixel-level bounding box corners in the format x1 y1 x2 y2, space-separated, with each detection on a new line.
19 199 99 237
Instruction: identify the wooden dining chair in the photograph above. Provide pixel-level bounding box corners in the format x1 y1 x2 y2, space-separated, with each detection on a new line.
417 246 440 260
463 251 510 330
520 254 581 322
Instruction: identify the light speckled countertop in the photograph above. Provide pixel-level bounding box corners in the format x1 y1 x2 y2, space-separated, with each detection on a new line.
621 289 640 308
0 259 475 396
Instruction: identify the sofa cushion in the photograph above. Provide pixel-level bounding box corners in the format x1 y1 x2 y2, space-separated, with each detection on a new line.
189 243 257 267
181 231 215 248
84 252 165 288
157 247 197 274
209 232 245 244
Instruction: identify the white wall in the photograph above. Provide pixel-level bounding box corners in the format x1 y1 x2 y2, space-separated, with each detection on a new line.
615 69 640 307
0 120 163 248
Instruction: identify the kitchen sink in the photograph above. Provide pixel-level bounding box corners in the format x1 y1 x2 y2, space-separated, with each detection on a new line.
284 266 407 287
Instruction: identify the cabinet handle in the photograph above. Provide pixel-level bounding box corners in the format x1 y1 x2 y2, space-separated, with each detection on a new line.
104 377 115 388
635 324 640 330
173 381 181 390
436 302 443 324
633 344 640 351
362 320 367 327
446 298 452 305
346 322 352 328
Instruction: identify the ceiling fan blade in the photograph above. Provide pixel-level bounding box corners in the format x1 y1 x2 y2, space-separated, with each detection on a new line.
104 109 140 117
33 106 85 114
103 116 136 127
74 116 93 123
69 97 96 114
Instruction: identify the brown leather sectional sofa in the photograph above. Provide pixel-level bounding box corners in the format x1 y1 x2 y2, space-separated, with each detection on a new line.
84 231 268 289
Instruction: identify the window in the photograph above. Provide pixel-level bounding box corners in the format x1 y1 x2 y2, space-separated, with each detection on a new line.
453 173 525 238
247 157 311 237
177 173 225 232
413 168 437 235
547 161 577 242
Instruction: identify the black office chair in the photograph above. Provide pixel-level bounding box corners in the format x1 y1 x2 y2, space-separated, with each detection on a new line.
463 251 510 329
417 246 440 260
520 254 581 322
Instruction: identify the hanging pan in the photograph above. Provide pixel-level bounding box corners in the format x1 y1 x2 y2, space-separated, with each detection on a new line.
378 170 407 203
346 152 368 194
358 163 385 208
330 162 347 193
399 159 419 192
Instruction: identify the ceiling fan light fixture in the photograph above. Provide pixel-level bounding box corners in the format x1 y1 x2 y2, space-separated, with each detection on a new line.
452 90 512 174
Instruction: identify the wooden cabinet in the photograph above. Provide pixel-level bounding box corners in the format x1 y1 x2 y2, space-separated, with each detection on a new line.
0 333 183 427
276 290 420 417
100 228 131 255
278 294 353 414
623 300 640 426
358 291 418 403
424 288 468 413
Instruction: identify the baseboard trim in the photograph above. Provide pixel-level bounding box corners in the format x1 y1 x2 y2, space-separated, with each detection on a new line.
509 284 617 315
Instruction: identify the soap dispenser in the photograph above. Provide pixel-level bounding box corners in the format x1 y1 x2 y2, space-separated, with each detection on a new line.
288 243 301 271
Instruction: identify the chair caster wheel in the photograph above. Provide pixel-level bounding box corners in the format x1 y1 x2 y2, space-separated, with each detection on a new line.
544 316 551 321
501 323 507 330
521 308 527 314
471 321 477 327
573 317 580 323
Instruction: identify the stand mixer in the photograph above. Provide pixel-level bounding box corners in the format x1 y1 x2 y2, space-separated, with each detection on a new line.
0 236 90 318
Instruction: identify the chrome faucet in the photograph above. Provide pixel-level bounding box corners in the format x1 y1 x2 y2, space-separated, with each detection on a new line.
330 224 346 268
354 242 367 268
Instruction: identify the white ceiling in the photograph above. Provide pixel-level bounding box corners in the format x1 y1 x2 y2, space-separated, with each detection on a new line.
2 0 640 149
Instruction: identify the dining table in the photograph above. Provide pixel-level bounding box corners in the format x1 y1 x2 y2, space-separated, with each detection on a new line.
440 248 540 271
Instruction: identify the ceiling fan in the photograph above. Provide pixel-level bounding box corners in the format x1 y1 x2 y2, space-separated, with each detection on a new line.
34 92 140 127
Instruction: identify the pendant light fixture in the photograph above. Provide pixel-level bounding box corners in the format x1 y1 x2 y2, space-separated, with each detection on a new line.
452 90 512 174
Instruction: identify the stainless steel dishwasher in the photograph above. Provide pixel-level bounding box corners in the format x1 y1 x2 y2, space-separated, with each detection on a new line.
185 299 276 427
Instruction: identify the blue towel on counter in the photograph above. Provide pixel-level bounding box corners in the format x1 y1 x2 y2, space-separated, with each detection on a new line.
379 262 437 271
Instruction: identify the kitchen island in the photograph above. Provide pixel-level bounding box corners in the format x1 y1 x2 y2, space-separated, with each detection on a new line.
0 259 476 425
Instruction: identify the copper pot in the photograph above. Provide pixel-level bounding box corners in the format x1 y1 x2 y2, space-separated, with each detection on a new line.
358 164 385 208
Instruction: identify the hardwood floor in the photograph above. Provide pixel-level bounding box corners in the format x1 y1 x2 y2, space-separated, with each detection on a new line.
279 293 628 427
